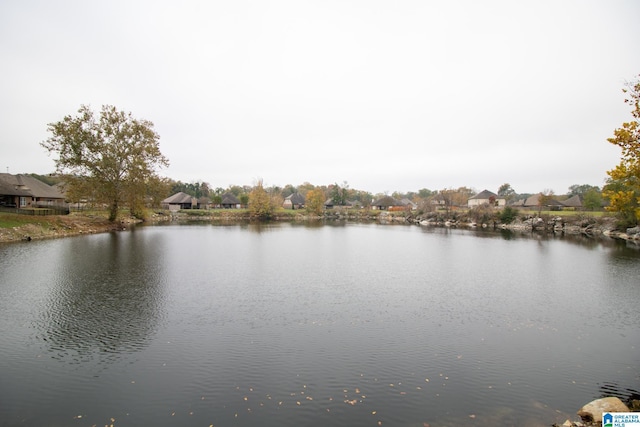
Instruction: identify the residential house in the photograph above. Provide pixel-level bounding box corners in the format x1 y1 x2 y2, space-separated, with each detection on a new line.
220 192 241 209
283 192 305 210
0 173 67 211
520 193 565 210
162 192 197 210
400 198 417 210
561 195 583 209
371 195 401 210
467 190 506 207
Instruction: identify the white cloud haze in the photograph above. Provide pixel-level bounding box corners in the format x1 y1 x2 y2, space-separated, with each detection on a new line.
1 0 639 195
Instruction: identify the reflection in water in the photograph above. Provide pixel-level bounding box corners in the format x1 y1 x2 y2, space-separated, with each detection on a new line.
36 231 166 365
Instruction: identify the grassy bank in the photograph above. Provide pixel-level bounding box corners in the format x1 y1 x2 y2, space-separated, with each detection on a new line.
0 211 116 243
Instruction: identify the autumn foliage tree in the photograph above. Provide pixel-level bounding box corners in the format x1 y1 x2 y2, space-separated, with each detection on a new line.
42 105 169 221
248 179 275 219
305 188 326 216
603 75 640 226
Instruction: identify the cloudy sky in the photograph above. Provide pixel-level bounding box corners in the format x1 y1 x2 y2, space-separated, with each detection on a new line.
1 0 639 195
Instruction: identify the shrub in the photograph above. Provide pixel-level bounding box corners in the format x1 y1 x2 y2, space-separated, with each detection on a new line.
499 206 518 224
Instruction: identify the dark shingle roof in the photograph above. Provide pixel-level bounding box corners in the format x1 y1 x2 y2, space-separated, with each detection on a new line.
469 189 498 200
562 195 583 208
0 173 65 199
221 193 240 205
372 196 399 207
285 192 305 205
162 192 194 204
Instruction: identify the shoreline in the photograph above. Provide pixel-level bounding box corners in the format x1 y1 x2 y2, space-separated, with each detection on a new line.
1 210 639 244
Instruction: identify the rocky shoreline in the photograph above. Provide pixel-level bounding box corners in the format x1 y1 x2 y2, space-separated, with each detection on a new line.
1 210 640 244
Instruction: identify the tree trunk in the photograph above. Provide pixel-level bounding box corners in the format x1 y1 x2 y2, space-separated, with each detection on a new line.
108 201 118 222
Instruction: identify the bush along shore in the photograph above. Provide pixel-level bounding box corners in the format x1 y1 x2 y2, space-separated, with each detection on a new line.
1 209 639 244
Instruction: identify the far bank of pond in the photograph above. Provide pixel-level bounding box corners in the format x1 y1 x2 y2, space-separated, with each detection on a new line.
1 208 639 244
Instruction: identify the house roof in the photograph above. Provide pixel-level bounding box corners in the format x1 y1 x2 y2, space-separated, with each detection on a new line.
221 192 240 205
523 193 564 207
400 198 417 207
469 189 499 200
562 194 583 207
162 192 194 204
372 195 400 207
0 173 65 199
285 192 305 205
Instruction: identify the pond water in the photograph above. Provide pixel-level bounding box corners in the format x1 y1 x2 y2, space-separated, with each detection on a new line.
1 222 639 427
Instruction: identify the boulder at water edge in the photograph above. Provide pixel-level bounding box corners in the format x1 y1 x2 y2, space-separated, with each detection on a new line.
577 397 629 422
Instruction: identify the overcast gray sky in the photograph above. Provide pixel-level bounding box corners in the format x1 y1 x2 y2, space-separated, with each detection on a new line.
1 0 639 195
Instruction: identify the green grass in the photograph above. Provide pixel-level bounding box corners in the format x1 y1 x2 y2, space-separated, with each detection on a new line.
0 212 60 229
533 210 607 217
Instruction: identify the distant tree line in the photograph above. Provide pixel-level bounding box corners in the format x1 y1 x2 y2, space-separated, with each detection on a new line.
36 95 637 225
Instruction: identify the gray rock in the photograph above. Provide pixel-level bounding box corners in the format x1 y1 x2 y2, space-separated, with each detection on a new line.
627 226 640 235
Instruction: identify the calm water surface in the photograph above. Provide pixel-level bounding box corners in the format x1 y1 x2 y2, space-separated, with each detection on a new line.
1 223 639 427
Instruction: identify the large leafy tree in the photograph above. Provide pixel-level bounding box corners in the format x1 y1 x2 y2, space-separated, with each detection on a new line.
498 183 516 202
42 105 169 221
330 181 349 206
603 75 640 226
